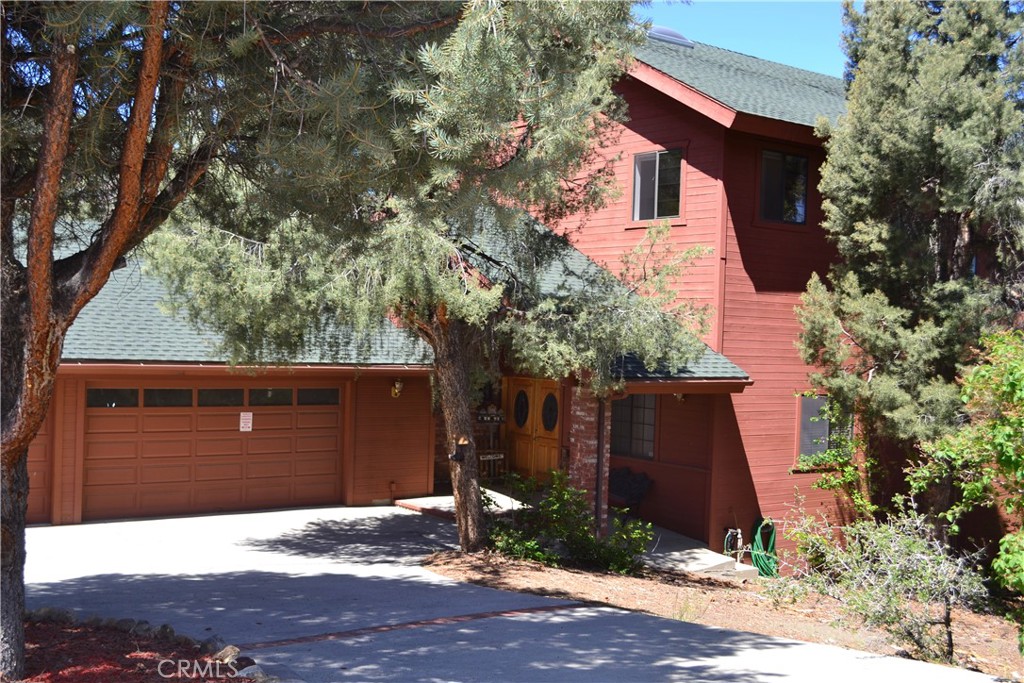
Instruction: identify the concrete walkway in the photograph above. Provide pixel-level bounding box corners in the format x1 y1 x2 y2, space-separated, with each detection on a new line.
25 506 996 682
397 492 759 579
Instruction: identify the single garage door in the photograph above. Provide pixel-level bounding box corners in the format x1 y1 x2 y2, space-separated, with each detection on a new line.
82 382 342 520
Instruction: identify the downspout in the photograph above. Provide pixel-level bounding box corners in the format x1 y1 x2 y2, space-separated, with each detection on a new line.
595 397 606 535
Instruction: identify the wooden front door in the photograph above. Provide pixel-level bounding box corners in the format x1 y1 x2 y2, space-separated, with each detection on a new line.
504 377 562 480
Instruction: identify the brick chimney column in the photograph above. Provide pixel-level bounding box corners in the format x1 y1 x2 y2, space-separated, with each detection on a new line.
567 384 611 534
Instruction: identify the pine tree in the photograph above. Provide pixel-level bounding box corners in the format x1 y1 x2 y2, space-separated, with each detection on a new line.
6 2 641 676
797 0 1024 506
148 2 709 558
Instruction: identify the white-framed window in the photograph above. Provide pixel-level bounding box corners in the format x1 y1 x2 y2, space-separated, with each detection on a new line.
611 394 656 459
633 150 683 221
760 150 808 224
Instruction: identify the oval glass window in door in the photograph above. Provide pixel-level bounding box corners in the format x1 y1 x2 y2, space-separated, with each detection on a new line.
541 392 558 432
514 389 530 428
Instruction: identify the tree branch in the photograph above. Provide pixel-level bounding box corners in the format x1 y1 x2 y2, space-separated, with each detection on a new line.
2 27 78 461
140 48 190 212
86 0 169 286
262 15 459 46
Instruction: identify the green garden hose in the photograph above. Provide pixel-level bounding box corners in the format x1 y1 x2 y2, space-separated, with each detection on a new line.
751 518 778 577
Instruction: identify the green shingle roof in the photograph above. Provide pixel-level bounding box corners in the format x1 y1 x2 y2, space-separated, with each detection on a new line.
613 350 749 382
636 37 846 127
461 212 748 384
62 259 432 366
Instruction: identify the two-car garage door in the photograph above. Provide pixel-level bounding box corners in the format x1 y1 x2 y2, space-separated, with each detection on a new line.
82 382 342 521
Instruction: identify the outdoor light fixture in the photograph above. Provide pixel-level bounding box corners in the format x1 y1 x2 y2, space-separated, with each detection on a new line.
391 378 403 398
450 436 470 462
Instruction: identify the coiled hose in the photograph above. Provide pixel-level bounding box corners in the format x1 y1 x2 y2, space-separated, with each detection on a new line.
751 517 778 577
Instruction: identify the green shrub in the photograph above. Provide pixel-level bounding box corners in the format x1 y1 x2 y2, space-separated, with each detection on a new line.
784 502 987 663
485 471 652 574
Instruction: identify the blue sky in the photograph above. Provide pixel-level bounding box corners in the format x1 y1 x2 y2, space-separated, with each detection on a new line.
636 1 849 78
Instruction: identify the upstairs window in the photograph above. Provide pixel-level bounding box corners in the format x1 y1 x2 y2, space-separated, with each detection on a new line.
611 394 656 459
760 150 807 224
633 150 683 221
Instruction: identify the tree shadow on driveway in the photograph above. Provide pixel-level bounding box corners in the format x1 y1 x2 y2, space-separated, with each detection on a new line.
240 510 459 566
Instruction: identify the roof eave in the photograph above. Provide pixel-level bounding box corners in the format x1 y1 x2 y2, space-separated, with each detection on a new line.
56 361 433 377
629 60 825 147
627 60 736 129
621 377 753 394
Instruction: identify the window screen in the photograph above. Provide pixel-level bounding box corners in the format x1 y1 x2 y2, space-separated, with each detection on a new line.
633 150 683 221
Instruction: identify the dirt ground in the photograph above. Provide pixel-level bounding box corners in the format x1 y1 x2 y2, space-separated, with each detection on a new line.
423 550 1023 681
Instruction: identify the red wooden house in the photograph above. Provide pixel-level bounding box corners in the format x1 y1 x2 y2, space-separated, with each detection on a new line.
26 31 847 556
543 30 848 550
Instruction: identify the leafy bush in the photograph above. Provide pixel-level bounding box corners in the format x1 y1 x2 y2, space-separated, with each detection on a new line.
485 471 652 574
784 502 986 663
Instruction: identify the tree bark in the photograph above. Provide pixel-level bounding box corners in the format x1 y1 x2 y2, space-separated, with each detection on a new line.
0 447 28 681
429 314 487 552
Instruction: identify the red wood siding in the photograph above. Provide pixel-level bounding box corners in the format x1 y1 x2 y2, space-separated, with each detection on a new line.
26 401 53 524
556 79 726 346
610 394 714 542
351 375 433 505
553 78 845 550
711 130 840 550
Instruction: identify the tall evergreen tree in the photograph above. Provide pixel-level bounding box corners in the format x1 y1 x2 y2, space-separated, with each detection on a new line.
797 0 1024 505
0 2 654 677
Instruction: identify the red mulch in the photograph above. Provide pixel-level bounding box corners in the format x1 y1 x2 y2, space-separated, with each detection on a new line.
22 620 254 683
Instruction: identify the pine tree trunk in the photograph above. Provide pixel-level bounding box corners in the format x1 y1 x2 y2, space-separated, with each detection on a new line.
430 316 486 552
0 448 28 681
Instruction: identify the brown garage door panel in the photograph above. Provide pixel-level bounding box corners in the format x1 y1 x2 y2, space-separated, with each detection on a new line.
296 434 338 452
247 459 292 479
83 487 139 519
294 456 338 477
196 438 243 457
294 478 340 501
85 439 138 459
84 464 138 486
142 439 193 458
87 414 139 434
297 412 338 429
197 413 240 431
248 436 293 455
253 413 293 430
142 414 193 433
246 483 291 507
138 487 192 516
195 461 244 481
194 484 245 510
140 463 192 484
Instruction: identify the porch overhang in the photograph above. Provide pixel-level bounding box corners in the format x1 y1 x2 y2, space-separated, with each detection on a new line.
620 377 753 395
610 346 751 394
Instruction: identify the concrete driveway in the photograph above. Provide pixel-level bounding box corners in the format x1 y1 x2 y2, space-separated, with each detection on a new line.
26 506 996 682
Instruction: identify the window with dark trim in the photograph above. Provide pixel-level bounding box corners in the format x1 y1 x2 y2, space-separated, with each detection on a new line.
760 150 808 224
86 388 139 408
143 388 193 407
633 150 683 221
297 388 340 405
249 388 293 406
798 395 830 458
611 394 656 459
198 389 244 407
